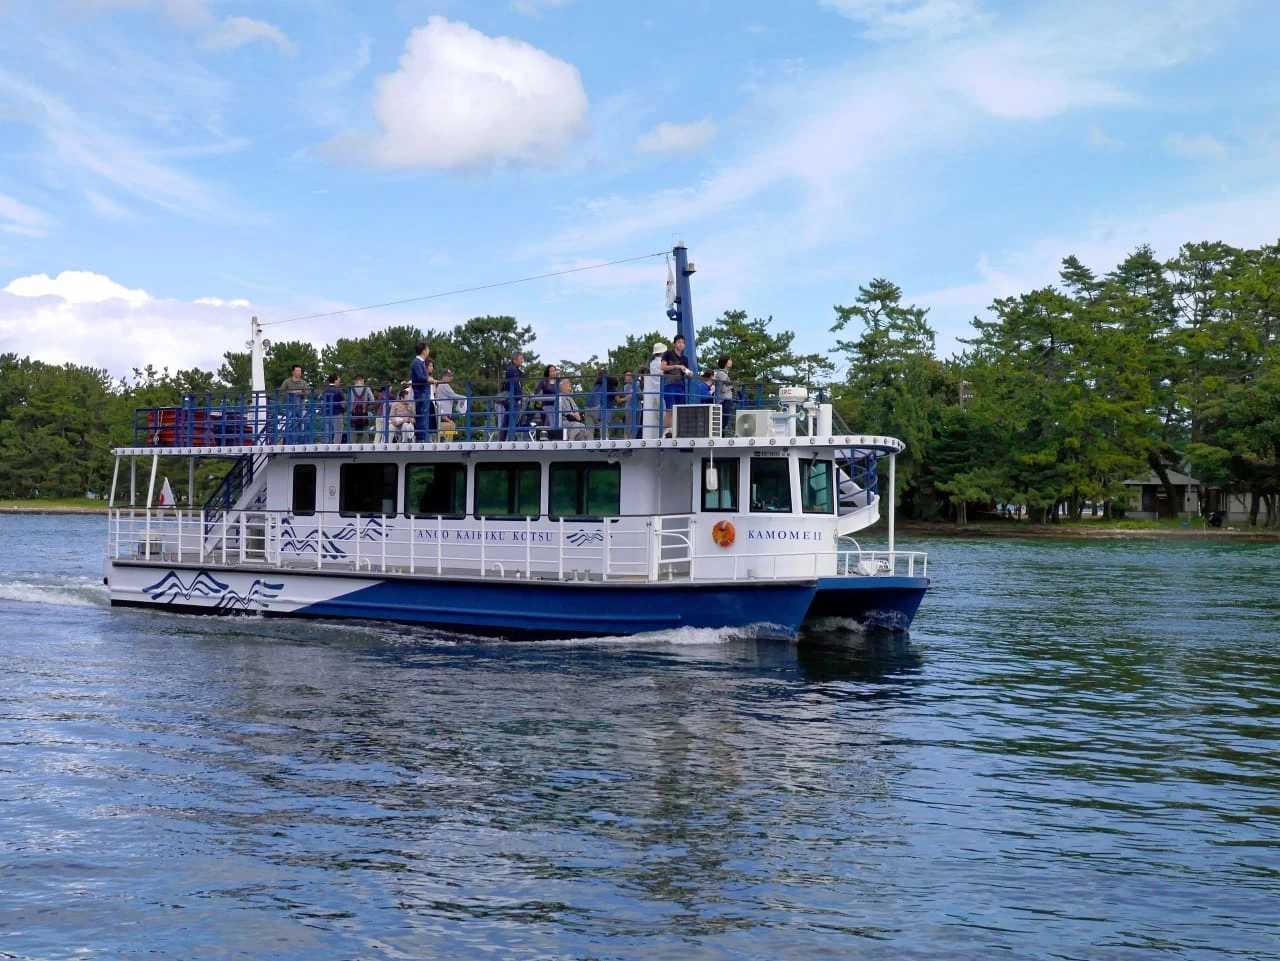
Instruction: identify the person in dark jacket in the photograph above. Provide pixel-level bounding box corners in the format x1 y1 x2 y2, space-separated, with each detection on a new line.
321 373 345 444
410 342 431 441
502 352 525 440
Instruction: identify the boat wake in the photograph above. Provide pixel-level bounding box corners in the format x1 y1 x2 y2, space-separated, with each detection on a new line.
0 576 109 609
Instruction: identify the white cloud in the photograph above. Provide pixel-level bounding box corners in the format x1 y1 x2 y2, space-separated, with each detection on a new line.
1087 123 1119 149
85 190 133 221
5 270 150 306
0 69 224 216
193 295 251 307
202 16 295 55
0 193 50 237
331 16 588 170
510 0 573 14
635 119 718 155
820 0 988 40
0 269 257 375
66 0 214 29
537 0 1237 258
1163 132 1228 159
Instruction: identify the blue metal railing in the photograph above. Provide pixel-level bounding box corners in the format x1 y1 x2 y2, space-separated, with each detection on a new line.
131 377 773 448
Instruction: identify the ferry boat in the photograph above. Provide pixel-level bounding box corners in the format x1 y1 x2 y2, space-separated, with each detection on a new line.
102 245 928 639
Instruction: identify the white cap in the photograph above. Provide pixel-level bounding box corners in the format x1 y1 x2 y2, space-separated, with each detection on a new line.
653 342 667 354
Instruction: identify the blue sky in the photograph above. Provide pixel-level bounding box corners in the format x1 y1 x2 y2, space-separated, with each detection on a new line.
2 0 1278 379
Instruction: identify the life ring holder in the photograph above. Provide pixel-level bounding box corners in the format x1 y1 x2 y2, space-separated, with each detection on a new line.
711 520 736 548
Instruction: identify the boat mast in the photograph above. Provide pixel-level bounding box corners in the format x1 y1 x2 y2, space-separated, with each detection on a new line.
250 315 266 394
672 243 697 379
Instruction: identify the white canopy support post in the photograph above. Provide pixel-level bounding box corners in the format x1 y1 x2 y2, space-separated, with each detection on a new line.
887 452 896 561
130 456 137 507
109 456 120 509
145 454 159 559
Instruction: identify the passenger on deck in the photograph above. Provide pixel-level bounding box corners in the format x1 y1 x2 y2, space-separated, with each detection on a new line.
321 373 345 444
388 389 414 442
534 364 558 428
410 343 431 442
699 370 715 402
279 364 308 443
661 334 693 431
502 351 524 440
434 369 465 439
348 374 375 443
555 379 588 441
715 355 735 432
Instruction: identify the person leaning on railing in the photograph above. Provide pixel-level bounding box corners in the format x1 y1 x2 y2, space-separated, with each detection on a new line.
279 364 308 443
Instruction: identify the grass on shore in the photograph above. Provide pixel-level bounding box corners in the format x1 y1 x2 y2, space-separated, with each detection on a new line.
0 497 108 511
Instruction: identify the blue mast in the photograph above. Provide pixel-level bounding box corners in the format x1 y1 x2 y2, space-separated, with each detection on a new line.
672 242 697 393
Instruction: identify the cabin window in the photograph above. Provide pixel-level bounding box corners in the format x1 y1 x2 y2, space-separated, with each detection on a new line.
801 460 835 514
549 462 621 518
701 458 739 512
405 463 466 517
474 463 540 518
749 457 792 513
292 464 316 516
339 462 398 515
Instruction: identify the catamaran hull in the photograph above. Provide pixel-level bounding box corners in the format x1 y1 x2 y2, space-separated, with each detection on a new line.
806 576 930 632
105 561 819 639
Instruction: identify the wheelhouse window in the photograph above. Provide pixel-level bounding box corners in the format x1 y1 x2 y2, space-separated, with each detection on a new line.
405 463 466 517
801 460 835 514
339 463 398 515
549 462 620 519
474 463 540 518
292 463 316 516
749 457 792 513
701 458 739 512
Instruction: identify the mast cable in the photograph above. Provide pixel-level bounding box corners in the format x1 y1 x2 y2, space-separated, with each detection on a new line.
262 250 669 327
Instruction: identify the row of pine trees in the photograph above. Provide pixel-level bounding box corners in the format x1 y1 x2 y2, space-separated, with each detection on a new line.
1 239 1276 525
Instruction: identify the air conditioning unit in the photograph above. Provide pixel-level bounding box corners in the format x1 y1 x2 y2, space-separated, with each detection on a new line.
735 410 765 437
672 404 722 438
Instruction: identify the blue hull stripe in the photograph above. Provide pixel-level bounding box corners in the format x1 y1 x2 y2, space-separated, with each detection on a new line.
295 577 817 639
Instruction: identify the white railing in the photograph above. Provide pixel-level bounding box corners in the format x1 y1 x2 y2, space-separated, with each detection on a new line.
836 547 928 578
106 509 927 584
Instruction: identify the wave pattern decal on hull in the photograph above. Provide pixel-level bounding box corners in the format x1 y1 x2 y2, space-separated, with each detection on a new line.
565 530 604 546
279 516 385 560
142 570 284 611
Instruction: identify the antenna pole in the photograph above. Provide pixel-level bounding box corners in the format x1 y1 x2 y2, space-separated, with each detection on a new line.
673 243 697 385
250 316 266 395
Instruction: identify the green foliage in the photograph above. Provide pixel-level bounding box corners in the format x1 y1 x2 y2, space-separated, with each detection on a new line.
4 242 1280 526
698 310 835 383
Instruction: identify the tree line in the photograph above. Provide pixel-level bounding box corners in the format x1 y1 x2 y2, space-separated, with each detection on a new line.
2 238 1277 525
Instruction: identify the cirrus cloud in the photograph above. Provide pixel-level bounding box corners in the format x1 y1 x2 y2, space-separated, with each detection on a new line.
328 16 588 170
634 119 718 155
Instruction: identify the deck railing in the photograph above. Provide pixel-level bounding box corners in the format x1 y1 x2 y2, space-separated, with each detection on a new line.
107 508 926 584
129 379 845 449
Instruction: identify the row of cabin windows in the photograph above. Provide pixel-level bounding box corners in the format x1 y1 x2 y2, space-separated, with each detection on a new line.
700 457 835 515
290 461 622 520
292 457 836 519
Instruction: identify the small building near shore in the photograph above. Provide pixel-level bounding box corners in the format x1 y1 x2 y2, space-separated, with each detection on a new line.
1122 471 1199 520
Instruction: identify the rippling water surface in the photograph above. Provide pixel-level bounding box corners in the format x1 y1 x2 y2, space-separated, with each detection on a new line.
2 514 1278 960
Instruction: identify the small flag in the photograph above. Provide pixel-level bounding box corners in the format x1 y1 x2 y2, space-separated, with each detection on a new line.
158 477 175 507
665 256 676 308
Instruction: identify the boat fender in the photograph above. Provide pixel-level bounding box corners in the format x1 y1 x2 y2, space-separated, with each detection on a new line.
711 520 735 548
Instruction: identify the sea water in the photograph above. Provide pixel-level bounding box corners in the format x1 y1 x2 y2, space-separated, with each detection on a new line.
1 514 1277 959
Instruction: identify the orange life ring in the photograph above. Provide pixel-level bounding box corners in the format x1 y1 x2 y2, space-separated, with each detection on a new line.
711 520 735 548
